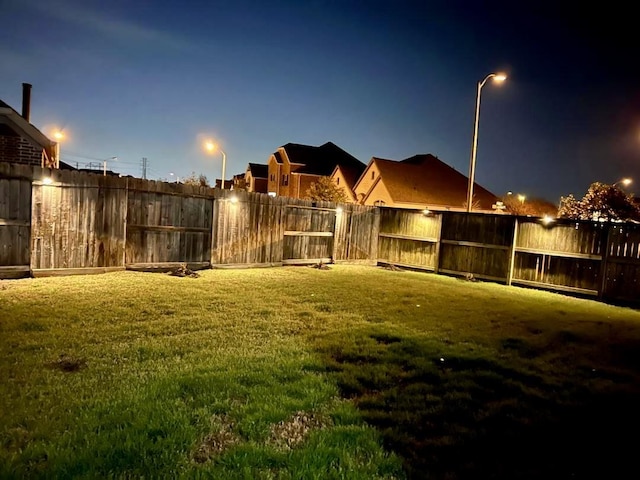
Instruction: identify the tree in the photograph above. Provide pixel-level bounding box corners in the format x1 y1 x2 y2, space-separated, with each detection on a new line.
557 182 640 222
305 177 349 203
182 172 210 187
501 195 558 217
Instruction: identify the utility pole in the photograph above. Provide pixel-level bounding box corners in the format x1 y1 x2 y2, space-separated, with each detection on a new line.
141 157 147 179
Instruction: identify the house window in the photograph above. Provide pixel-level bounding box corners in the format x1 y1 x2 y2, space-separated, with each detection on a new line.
336 177 340 185
371 171 375 180
281 174 289 186
374 200 386 206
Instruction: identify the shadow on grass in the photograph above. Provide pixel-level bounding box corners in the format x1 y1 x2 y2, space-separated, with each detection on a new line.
312 328 640 479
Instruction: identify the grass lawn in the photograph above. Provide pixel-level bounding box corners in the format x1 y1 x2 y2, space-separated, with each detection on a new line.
2 265 640 479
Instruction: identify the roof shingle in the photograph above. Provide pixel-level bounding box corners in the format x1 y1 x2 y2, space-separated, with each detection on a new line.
281 141 365 176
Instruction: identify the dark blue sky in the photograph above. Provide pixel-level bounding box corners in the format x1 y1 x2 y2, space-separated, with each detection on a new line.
1 0 638 202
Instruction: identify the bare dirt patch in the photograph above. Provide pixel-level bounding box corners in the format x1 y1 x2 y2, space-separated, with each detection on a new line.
46 355 87 373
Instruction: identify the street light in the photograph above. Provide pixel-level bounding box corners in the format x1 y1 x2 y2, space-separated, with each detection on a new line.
204 140 227 189
466 72 507 212
613 177 632 188
103 156 117 176
53 130 64 168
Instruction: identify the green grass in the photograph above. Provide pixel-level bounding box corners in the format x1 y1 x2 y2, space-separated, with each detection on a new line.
1 265 640 479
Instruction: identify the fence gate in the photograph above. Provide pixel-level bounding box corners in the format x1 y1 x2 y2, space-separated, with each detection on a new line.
282 201 337 265
0 172 31 279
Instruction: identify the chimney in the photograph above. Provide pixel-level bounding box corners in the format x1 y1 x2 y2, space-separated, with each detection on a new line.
22 83 32 122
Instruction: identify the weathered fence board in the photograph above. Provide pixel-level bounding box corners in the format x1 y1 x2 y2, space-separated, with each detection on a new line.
344 205 379 263
125 178 212 267
438 212 515 281
30 170 127 272
211 189 287 266
377 208 440 270
511 218 606 295
0 163 32 278
602 222 640 302
283 199 336 264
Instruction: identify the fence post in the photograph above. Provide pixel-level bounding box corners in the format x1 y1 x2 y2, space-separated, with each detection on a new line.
507 217 518 285
433 213 443 274
122 177 129 268
598 222 611 300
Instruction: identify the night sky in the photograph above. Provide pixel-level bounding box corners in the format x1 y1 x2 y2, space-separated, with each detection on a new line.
1 0 638 203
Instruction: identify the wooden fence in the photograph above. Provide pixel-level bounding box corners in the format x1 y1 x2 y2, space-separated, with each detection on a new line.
0 164 378 277
1 163 638 304
378 207 640 304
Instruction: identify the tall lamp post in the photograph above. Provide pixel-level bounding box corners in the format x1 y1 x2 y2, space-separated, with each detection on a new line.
204 140 227 189
466 72 507 212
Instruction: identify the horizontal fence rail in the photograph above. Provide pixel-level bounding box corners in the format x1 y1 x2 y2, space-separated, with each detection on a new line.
0 162 638 305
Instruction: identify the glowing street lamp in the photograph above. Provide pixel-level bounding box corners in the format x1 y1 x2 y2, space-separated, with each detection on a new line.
52 130 64 168
204 140 227 189
517 194 526 204
466 72 507 212
613 177 632 188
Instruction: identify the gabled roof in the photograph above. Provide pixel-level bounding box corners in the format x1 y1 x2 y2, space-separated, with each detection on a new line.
364 154 498 210
333 162 367 191
279 141 365 176
272 151 283 164
247 163 268 178
0 98 54 149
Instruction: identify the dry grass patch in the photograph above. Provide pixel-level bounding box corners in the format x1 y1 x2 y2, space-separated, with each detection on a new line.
268 410 332 451
192 414 239 463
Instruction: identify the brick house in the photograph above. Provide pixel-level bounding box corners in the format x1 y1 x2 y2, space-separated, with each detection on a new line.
266 141 365 199
244 163 268 193
0 83 58 168
352 154 500 212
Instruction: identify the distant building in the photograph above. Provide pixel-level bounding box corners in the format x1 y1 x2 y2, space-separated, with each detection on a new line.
352 154 499 212
0 83 58 168
244 163 268 193
266 142 366 199
215 179 234 189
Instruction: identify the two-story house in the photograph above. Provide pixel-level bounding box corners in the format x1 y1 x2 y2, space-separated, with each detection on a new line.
266 142 366 200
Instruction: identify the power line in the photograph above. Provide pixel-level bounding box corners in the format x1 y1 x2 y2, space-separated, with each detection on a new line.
64 152 140 166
